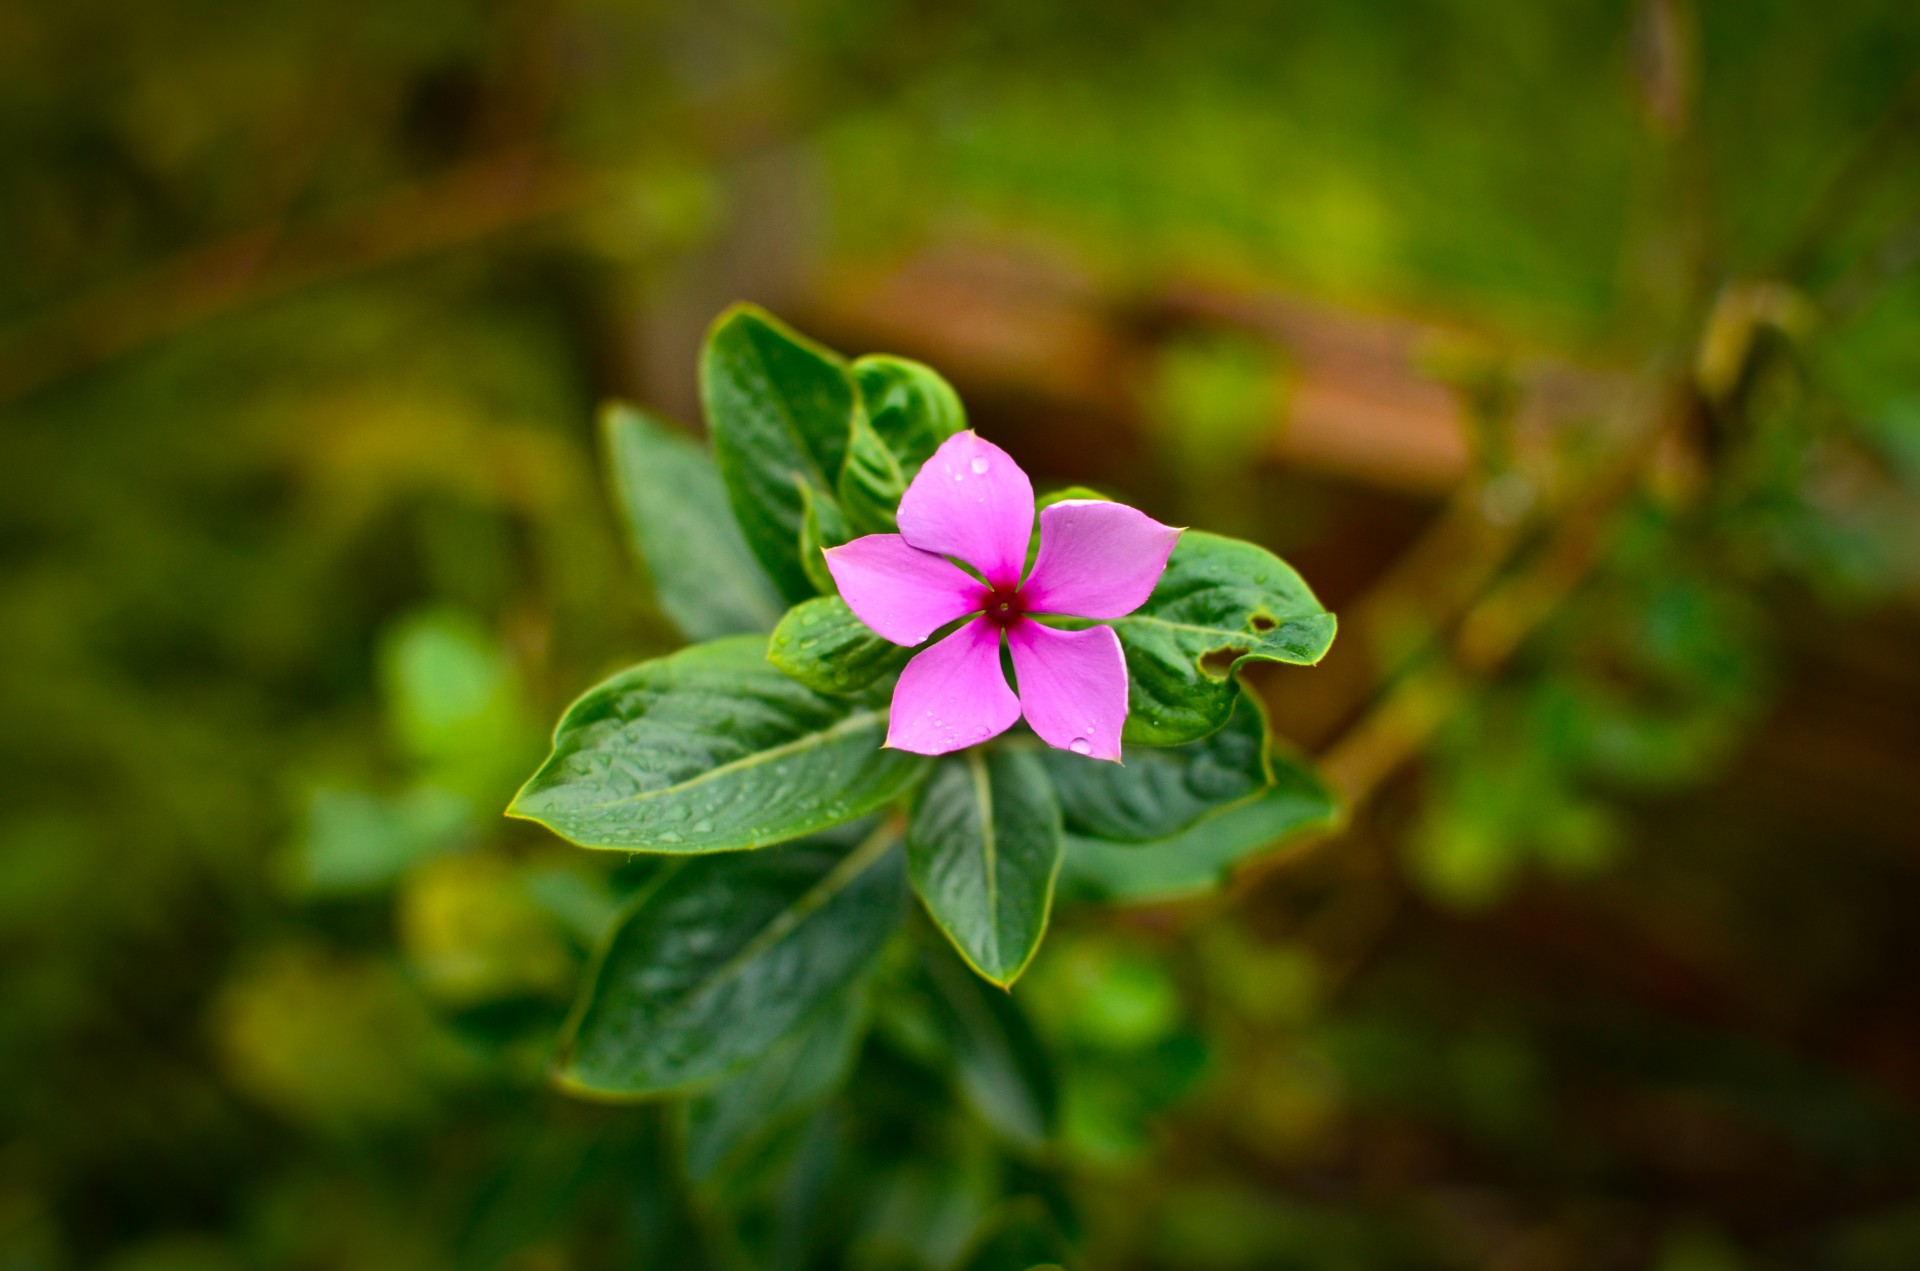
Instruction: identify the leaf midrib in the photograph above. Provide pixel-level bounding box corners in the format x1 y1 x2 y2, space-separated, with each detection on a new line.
567 708 888 811
743 338 836 492
683 823 898 1009
967 751 1001 973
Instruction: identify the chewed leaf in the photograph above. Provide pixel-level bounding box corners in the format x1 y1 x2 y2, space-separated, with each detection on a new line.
1108 531 1337 745
769 596 912 695
1042 687 1272 842
554 828 905 1096
702 305 858 604
509 636 927 853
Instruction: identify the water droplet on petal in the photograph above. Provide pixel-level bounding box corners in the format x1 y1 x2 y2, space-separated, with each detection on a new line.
1069 737 1092 755
970 455 990 475
952 470 965 481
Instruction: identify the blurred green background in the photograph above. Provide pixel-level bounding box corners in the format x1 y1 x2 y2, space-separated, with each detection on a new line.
5 0 1920 1267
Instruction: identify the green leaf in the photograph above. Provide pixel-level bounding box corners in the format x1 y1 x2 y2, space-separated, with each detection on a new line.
289 784 471 896
922 943 1059 1148
1107 531 1337 746
1035 485 1111 511
769 596 911 695
797 478 849 596
510 636 928 853
679 984 868 1184
554 826 906 1096
837 357 967 537
701 304 859 603
851 354 966 469
600 403 785 641
953 1199 1074 1271
379 607 535 801
838 413 909 535
1042 689 1271 842
1057 753 1337 905
907 749 1062 987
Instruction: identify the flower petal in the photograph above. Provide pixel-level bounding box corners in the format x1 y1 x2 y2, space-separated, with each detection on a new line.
1021 500 1181 619
824 534 986 647
1006 621 1127 762
887 618 1021 755
895 431 1035 588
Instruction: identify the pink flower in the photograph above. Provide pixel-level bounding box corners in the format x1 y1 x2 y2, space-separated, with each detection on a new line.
824 431 1180 760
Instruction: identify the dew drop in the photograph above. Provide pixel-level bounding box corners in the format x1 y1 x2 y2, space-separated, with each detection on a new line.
952 470 965 482
691 819 714 834
970 455 990 475
1069 737 1092 755
658 830 683 844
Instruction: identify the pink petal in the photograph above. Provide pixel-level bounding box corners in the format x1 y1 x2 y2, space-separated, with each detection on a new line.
895 431 1035 589
887 618 1021 755
1006 621 1128 762
1021 500 1182 619
824 534 987 647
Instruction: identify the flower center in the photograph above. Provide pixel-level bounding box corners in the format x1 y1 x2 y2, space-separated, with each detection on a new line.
980 584 1026 629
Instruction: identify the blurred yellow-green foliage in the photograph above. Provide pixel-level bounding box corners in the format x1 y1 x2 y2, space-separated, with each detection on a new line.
5 0 1920 1267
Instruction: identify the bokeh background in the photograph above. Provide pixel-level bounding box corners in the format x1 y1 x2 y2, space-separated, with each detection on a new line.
5 1 1920 1267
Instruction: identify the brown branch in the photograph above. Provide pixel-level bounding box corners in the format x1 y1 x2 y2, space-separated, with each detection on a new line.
0 148 593 406
1240 385 1687 884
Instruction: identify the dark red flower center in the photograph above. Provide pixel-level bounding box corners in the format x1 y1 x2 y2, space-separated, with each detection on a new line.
980 584 1027 629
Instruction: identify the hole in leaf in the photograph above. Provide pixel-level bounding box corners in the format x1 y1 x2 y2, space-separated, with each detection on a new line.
1199 646 1247 678
1249 613 1277 632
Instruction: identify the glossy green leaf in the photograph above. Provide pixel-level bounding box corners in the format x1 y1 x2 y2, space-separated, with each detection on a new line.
679 985 868 1184
1058 753 1337 905
701 304 859 603
509 636 927 853
851 354 966 470
910 752 1067 990
769 596 911 695
1043 689 1272 842
600 403 784 641
908 749 1063 986
922 943 1059 1148
838 413 909 535
798 479 849 596
554 827 906 1096
1108 531 1337 745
